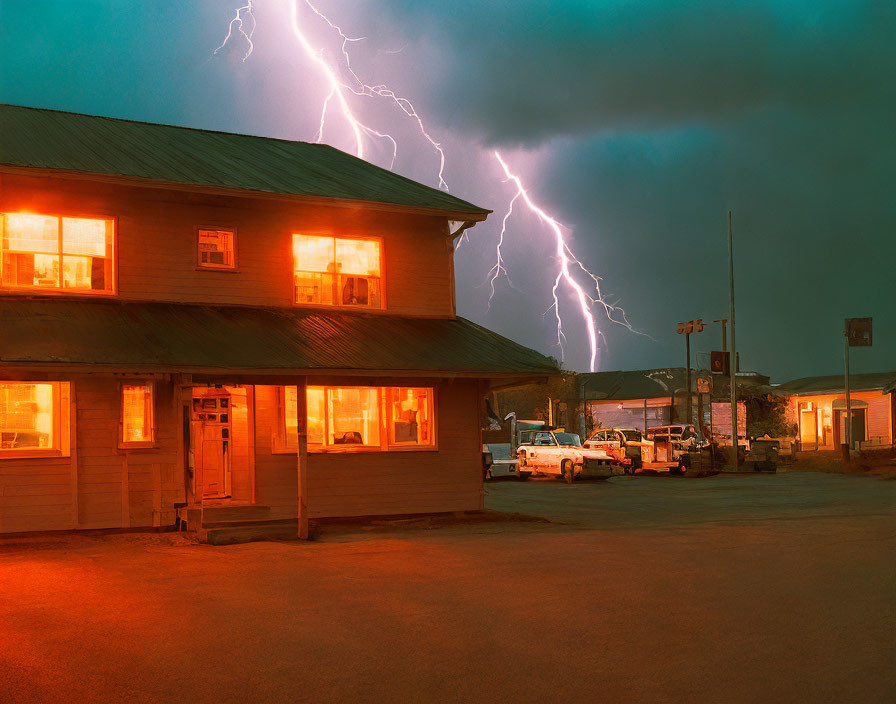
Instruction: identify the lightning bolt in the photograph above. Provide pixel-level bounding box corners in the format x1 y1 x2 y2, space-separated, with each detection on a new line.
213 2 256 62
214 1 642 372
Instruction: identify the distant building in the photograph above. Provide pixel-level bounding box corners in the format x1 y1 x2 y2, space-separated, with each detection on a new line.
777 372 896 451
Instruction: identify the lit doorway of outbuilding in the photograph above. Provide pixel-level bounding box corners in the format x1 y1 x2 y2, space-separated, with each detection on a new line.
189 386 254 504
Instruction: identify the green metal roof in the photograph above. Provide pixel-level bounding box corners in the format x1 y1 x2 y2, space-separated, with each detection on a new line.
578 368 690 400
0 297 558 376
0 103 489 218
775 372 896 395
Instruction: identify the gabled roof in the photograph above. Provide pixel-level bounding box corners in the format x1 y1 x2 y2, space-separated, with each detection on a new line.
776 372 896 396
579 368 690 400
0 103 489 220
0 297 558 377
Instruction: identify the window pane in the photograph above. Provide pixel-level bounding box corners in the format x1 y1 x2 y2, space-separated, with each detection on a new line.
2 252 60 288
62 218 108 257
198 230 235 269
62 255 94 289
0 382 54 450
328 388 380 446
3 214 58 253
335 238 380 276
295 272 335 305
338 275 380 307
293 234 334 273
307 387 325 446
122 383 153 444
389 388 433 445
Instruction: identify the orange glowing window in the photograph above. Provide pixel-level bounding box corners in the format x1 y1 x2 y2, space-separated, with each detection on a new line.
0 382 70 457
198 229 236 269
387 388 435 446
293 234 382 308
278 385 435 452
0 213 114 293
121 383 154 447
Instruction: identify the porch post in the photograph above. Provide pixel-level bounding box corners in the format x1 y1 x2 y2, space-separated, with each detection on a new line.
295 376 309 539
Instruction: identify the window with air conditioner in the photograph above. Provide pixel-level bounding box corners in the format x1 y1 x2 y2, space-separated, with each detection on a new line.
197 229 236 270
293 234 382 309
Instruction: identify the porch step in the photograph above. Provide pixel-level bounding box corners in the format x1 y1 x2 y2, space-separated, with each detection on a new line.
201 504 271 523
199 519 299 546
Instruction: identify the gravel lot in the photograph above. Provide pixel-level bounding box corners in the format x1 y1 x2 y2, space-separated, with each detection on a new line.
1 472 894 703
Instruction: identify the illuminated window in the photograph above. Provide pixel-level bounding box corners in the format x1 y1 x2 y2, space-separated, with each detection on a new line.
121 383 154 447
293 234 382 308
388 388 434 446
0 382 69 456
1 213 114 293
278 385 435 452
198 229 236 269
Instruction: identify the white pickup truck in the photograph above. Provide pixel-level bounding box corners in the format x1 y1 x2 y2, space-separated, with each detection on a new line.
517 429 616 483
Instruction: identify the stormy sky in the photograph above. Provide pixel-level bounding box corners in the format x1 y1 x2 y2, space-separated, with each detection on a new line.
1 0 893 381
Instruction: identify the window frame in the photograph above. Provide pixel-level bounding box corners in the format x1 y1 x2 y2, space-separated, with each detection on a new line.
0 381 71 459
0 211 118 296
119 380 157 450
196 226 239 272
291 232 386 311
274 384 437 454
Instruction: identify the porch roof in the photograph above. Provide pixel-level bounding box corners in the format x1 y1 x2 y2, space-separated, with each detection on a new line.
0 297 559 377
776 372 896 396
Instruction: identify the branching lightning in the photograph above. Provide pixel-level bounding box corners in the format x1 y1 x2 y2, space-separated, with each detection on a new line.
215 0 643 372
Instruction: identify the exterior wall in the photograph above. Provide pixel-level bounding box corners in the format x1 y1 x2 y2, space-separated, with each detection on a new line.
0 375 183 534
253 380 483 519
588 398 672 433
0 173 455 317
2 374 483 534
790 390 893 450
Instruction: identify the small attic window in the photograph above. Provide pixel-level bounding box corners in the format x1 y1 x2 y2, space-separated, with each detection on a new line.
197 229 236 270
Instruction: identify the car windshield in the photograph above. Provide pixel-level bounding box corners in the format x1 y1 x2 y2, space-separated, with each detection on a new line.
621 430 643 442
554 432 582 447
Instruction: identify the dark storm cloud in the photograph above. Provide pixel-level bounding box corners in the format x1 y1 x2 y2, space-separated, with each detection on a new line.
362 0 894 145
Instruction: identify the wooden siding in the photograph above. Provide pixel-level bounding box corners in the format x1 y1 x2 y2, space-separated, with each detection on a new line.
0 173 455 317
0 376 184 534
253 380 482 520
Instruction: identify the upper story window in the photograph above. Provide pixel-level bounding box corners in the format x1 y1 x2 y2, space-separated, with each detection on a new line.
0 213 114 294
198 229 236 270
293 234 382 309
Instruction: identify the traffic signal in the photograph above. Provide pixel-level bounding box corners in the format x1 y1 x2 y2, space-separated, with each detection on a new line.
710 350 730 375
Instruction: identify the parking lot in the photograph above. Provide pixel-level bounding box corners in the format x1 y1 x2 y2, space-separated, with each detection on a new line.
2 472 894 703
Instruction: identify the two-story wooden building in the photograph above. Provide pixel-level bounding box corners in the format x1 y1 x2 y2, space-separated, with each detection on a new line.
0 104 558 540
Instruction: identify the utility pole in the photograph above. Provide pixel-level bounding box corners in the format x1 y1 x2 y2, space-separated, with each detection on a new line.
685 331 692 425
844 328 851 453
727 211 738 470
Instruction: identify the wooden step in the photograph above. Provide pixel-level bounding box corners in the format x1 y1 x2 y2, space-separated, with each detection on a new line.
200 519 299 546
201 504 271 523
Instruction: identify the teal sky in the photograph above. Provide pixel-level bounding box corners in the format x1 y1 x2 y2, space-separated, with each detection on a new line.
1 1 893 381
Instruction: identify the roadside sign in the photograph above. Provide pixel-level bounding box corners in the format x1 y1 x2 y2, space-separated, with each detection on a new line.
710 351 730 375
677 319 704 334
697 376 713 394
846 318 872 347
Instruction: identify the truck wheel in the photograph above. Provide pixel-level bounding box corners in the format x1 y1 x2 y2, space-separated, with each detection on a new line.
562 459 574 484
674 460 687 475
518 472 531 481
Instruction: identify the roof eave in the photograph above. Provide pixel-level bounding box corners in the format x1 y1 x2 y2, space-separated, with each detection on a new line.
0 164 491 222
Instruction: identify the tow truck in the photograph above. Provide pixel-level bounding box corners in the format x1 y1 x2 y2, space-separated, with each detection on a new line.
584 427 655 473
516 427 616 483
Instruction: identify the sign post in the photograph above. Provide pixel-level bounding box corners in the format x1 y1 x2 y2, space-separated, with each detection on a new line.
843 317 872 454
677 319 704 425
